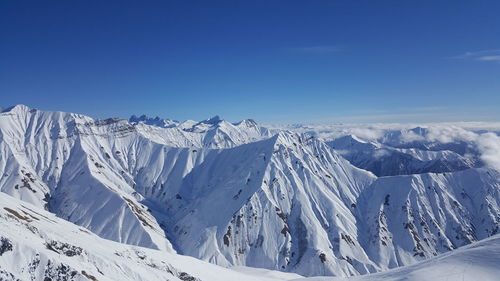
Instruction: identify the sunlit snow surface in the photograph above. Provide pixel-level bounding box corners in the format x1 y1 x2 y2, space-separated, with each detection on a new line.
292 234 500 281
0 105 499 279
0 192 299 281
1 192 499 281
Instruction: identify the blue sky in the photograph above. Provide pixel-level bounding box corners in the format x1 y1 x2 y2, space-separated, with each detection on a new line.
1 0 499 123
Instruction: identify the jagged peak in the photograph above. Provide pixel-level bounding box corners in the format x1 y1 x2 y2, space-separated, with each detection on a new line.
187 116 231 132
200 115 222 125
234 119 258 127
129 114 146 122
129 113 262 133
130 114 173 123
129 114 179 128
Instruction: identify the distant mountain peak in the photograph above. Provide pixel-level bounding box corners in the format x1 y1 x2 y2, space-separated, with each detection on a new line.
235 119 258 127
129 114 179 128
128 113 262 132
201 115 222 125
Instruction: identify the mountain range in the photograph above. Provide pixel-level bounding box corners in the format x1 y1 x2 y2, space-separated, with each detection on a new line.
0 105 499 280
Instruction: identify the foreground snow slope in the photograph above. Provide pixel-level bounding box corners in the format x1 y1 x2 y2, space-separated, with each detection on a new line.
0 192 302 281
292 234 500 281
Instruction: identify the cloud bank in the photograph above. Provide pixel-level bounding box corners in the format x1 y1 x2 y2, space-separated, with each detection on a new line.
275 122 500 171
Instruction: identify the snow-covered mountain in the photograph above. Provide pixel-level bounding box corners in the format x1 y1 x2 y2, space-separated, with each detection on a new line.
0 105 499 278
292 233 500 281
129 113 275 148
0 191 301 281
129 114 180 128
281 123 499 176
1 177 499 281
328 134 477 176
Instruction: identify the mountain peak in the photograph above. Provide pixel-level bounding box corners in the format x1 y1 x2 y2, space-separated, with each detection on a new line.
201 115 222 125
1 104 34 114
235 119 258 127
129 114 178 128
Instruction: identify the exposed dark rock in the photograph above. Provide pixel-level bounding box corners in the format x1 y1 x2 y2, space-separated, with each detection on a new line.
0 237 13 256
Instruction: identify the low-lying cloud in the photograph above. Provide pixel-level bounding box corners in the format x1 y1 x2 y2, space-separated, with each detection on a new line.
278 122 500 171
476 133 500 171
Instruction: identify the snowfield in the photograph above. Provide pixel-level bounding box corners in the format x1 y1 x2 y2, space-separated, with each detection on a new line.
1 191 499 281
0 105 499 280
292 234 500 281
0 192 303 281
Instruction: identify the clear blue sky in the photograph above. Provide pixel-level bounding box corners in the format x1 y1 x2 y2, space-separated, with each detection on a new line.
1 0 499 123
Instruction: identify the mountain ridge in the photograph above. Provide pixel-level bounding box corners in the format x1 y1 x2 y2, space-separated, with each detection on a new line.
0 104 498 277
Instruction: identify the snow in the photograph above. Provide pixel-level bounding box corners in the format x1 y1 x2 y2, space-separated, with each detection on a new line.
277 123 500 173
326 133 477 176
1 191 499 281
291 234 500 281
0 104 499 279
0 192 303 281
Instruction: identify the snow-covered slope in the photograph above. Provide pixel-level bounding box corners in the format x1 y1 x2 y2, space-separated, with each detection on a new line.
292 234 500 281
0 192 302 281
1 189 499 281
0 105 174 252
0 105 273 252
152 132 377 276
0 105 499 278
355 168 499 269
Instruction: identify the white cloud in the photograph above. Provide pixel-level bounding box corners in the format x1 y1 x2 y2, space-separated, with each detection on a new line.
478 55 500 61
400 131 426 143
417 126 500 171
349 128 385 141
476 133 500 171
424 126 478 143
453 49 500 63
